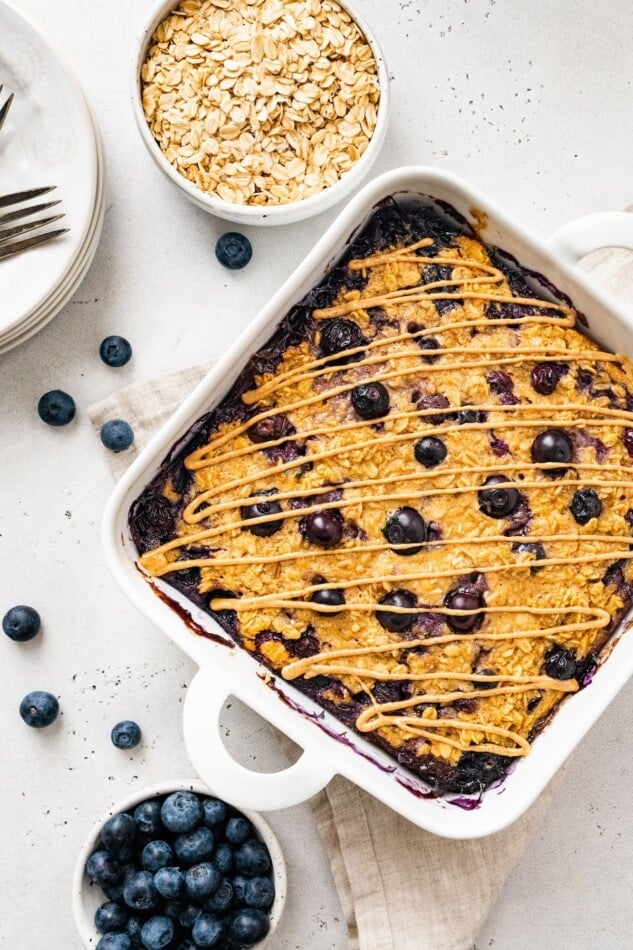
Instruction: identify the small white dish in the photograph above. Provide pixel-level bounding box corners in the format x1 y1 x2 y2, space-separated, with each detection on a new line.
131 0 390 227
71 778 287 949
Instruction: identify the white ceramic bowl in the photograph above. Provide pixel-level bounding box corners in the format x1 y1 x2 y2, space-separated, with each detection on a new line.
131 0 390 226
72 778 287 949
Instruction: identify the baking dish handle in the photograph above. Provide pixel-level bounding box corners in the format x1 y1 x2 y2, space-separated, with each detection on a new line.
548 211 633 264
182 667 336 810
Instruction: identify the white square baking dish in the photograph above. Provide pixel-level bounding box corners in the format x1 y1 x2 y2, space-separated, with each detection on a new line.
104 166 633 838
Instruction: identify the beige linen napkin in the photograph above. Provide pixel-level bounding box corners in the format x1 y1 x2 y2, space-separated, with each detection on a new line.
88 238 632 950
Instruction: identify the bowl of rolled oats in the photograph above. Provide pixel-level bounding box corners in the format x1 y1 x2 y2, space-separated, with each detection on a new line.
134 0 389 225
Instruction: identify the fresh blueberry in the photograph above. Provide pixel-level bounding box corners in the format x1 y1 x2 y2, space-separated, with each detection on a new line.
174 827 215 865
191 913 224 947
319 318 365 361
142 840 174 872
161 791 203 833
101 419 135 453
383 507 427 554
477 476 521 519
530 361 568 396
96 936 132 950
140 915 174 950
19 690 59 728
544 645 578 680
244 876 275 909
102 814 137 853
37 389 76 426
123 871 159 911
176 941 196 950
126 916 143 947
235 839 272 877
162 900 183 923
443 589 484 633
310 587 346 613
225 816 252 846
241 490 283 537
569 488 602 525
304 509 343 547
213 841 234 873
86 851 121 887
231 874 249 903
350 381 390 419
134 800 162 836
202 798 228 828
154 866 185 899
178 902 202 929
228 908 270 947
414 436 447 468
375 589 417 633
96 902 129 935
205 878 233 913
215 232 252 270
531 428 573 474
2 604 41 641
184 862 222 900
111 721 142 749
100 336 133 368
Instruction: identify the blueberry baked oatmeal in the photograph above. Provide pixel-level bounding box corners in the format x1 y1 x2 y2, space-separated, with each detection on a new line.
131 198 633 796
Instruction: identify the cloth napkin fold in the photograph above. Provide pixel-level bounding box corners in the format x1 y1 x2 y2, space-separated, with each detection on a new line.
88 235 632 950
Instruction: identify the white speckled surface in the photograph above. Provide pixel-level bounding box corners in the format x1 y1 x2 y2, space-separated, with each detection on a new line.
1 1 633 947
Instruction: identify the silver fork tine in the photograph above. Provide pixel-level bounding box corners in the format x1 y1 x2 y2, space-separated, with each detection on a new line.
0 213 66 245
0 186 57 208
0 91 14 132
0 199 61 226
0 228 69 261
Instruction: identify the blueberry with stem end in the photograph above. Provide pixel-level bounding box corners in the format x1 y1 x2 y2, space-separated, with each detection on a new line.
101 419 134 453
184 862 222 900
414 437 447 468
350 381 390 419
477 476 521 519
201 798 228 827
2 605 40 641
244 875 275 909
86 851 121 887
123 871 159 911
37 390 76 426
225 816 252 845
111 720 142 749
101 814 136 852
19 690 58 728
443 589 484 632
100 336 132 367
215 232 252 270
139 915 174 950
174 826 214 865
95 902 129 935
134 800 162 836
205 878 233 913
142 840 173 872
191 913 225 947
383 507 427 555
569 488 602 525
154 866 184 899
160 791 203 833
240 490 283 537
228 908 270 946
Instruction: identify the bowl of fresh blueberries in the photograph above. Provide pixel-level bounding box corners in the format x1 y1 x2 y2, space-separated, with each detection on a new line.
72 780 286 949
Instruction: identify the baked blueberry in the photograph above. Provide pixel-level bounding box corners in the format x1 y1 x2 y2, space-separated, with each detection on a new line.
95 902 129 935
319 318 366 360
134 800 162 836
531 428 573 474
139 915 174 950
123 871 159 911
304 509 343 547
174 827 214 865
87 851 122 887
96 936 131 950
205 878 233 913
443 589 484 632
201 798 228 828
111 721 142 750
477 476 521 519
228 908 270 946
184 862 222 900
569 488 602 525
350 381 390 419
102 814 137 853
142 840 173 872
544 645 577 680
414 436 447 468
101 419 135 453
2 604 41 641
191 913 224 947
311 587 346 613
241 490 283 537
623 428 633 457
530 362 568 395
225 816 252 845
37 389 76 426
213 841 234 873
416 336 440 362
235 839 272 876
215 232 252 270
376 589 417 633
247 414 294 444
457 407 486 425
244 876 275 909
19 690 59 728
100 336 133 367
383 507 427 554
154 866 184 899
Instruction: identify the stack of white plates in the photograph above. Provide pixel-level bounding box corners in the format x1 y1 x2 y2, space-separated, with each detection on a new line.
0 1 105 355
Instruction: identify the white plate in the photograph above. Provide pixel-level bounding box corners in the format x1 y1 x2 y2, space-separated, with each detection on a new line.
0 0 98 336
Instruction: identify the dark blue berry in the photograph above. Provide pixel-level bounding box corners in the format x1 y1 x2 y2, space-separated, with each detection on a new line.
201 798 228 828
96 902 129 934
531 428 573 473
191 913 224 947
244 876 275 909
623 428 633 457
310 587 346 613
142 840 174 872
235 839 271 877
111 720 142 749
544 645 577 680
184 862 222 900
102 814 137 852
457 408 485 425
38 389 76 426
414 437 446 468
140 915 174 950
154 866 185 899
376 589 417 633
126 916 143 947
304 509 343 547
228 908 270 946
530 361 568 395
174 827 214 865
100 336 133 367
178 902 202 929
96 936 131 950
215 232 252 270
231 874 249 903
123 871 159 911
134 800 162 835
351 381 390 419
225 816 252 846
87 851 122 887
383 507 427 554
319 319 366 361
247 414 294 444
101 419 135 453
241 490 283 537
2 605 40 641
443 589 484 633
205 878 233 913
213 841 234 873
416 336 440 362
477 476 521 519
19 690 58 728
161 791 203 833
569 488 602 525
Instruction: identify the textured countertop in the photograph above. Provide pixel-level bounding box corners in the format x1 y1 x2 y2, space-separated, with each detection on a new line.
2 0 633 946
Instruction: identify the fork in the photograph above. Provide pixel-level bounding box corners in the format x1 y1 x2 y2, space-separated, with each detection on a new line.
0 83 14 132
0 186 68 261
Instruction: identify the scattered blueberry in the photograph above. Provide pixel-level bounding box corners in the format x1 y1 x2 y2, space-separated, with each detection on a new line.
191 913 224 947
184 862 222 900
530 361 568 395
142 840 174 872
376 589 417 633
350 381 390 419
174 827 214 865
544 645 578 680
140 915 174 950
37 389 76 426
569 488 602 525
319 318 365 361
123 871 159 911
100 336 133 368
87 851 122 887
205 878 233 913
134 800 162 836
225 816 252 846
19 690 59 728
241 490 283 537
96 902 129 935
477 476 521 519
2 604 41 642
443 589 484 632
102 814 137 853
244 876 275 910
111 720 142 750
96 936 131 950
228 908 270 947
101 419 135 453
161 791 203 834
212 841 234 874
310 587 346 613
414 436 447 468
304 509 343 547
531 428 573 474
383 507 427 554
215 232 252 270
154 866 184 899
